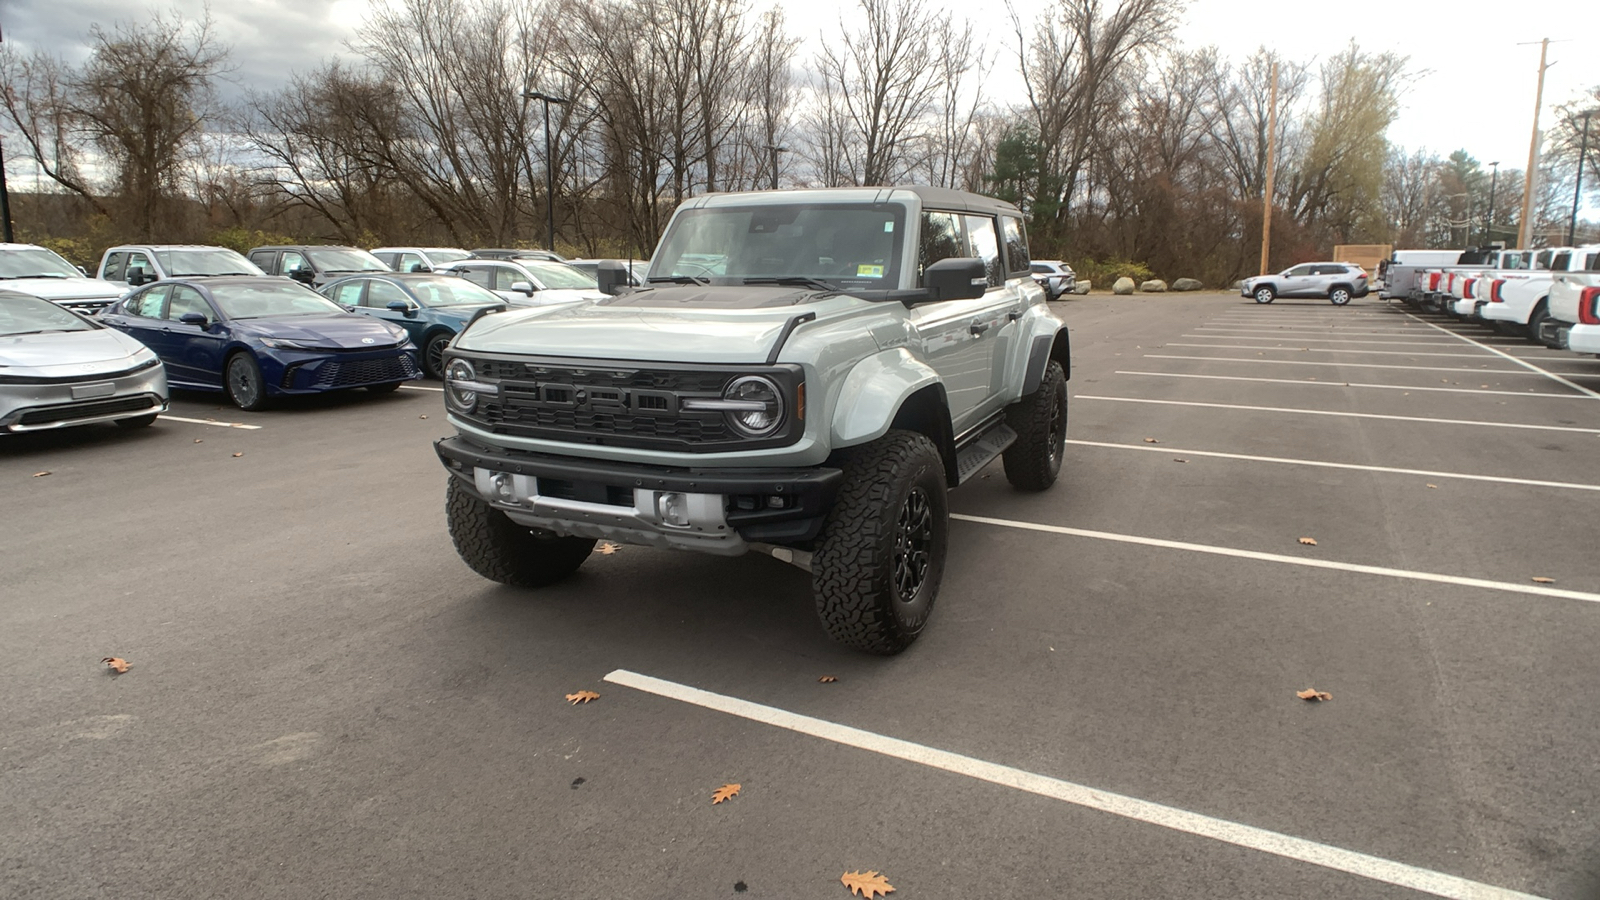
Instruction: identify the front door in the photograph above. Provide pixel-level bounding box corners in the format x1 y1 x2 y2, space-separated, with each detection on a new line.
158 284 228 387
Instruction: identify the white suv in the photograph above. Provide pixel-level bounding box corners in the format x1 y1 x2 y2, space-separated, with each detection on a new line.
1029 260 1075 299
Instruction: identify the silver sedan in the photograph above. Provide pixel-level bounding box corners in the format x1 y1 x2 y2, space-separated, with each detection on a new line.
0 289 169 433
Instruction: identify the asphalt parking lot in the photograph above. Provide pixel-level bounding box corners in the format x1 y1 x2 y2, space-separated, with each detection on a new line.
4 292 1598 899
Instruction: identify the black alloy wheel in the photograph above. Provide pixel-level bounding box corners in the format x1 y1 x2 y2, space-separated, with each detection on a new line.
225 352 267 411
893 487 934 602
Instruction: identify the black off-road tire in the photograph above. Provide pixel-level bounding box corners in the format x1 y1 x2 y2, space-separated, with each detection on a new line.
445 477 595 587
1002 360 1067 491
811 430 948 656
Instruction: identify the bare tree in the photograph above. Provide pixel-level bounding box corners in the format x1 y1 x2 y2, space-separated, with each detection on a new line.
0 47 105 214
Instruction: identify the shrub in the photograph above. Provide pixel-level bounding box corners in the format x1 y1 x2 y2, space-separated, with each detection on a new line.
1068 258 1153 289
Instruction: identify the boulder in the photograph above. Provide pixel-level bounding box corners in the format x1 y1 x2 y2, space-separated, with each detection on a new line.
1112 276 1135 295
1140 279 1168 293
1072 280 1091 295
1172 277 1204 292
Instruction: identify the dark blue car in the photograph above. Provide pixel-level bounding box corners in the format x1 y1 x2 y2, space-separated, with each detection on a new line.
320 273 506 378
100 277 422 410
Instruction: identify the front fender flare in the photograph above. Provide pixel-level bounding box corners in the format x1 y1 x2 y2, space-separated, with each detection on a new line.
829 348 942 448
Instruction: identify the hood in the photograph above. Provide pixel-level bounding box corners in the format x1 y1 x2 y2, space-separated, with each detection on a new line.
0 327 152 376
234 314 407 349
1 276 125 302
528 288 608 305
458 286 840 363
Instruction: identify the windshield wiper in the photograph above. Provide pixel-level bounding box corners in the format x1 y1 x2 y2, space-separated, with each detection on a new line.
0 274 67 280
742 276 839 292
648 274 709 286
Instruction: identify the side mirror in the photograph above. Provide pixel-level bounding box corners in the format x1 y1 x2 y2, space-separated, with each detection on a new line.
919 257 988 303
596 260 629 295
386 300 418 317
509 280 536 296
410 263 427 273
179 312 208 327
290 268 315 284
127 267 150 286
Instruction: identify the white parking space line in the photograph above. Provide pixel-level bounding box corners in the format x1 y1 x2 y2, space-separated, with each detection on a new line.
158 415 262 430
1402 312 1600 401
951 513 1600 605
1115 370 1588 400
604 669 1548 900
1167 343 1496 359
1066 438 1600 492
400 384 445 392
1184 335 1463 346
1145 355 1531 375
1076 395 1600 434
1196 327 1438 336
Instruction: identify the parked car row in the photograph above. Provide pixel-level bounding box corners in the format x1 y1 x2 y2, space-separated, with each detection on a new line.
1391 244 1600 358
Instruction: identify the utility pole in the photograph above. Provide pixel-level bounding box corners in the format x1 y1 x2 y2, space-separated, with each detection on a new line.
0 22 14 243
1517 39 1552 249
1484 161 1499 245
765 145 787 191
1569 110 1592 246
523 89 569 252
1259 60 1278 276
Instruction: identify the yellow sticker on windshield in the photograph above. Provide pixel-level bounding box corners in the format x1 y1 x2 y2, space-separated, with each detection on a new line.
856 264 885 278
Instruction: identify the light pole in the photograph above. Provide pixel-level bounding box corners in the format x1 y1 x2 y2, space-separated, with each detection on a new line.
764 144 787 190
1484 161 1499 246
523 89 569 252
1569 110 1593 246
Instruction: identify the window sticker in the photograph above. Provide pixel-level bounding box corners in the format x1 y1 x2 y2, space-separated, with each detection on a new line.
856 264 885 278
883 222 894 232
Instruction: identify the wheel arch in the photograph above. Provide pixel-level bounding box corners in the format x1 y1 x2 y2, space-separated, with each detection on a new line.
1022 325 1072 395
829 349 957 484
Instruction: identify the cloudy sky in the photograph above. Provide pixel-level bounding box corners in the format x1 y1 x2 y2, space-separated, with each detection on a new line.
2 0 1596 176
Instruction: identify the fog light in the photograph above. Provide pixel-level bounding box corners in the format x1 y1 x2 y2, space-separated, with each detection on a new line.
492 473 514 501
657 492 690 527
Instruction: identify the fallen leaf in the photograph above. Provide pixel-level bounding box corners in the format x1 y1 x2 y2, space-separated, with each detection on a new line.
818 675 838 683
1173 458 1187 463
1296 688 1332 701
1143 437 1160 443
841 871 895 898
565 690 600 705
1426 484 1437 489
32 471 50 477
419 415 428 419
712 783 741 804
1532 577 1555 584
596 541 620 555
232 452 243 458
193 439 203 444
1298 537 1317 546
570 777 585 789
102 657 130 673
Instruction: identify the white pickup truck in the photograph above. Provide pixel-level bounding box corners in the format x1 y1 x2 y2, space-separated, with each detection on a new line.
1540 246 1600 351
1480 247 1586 342
1414 248 1521 313
1447 249 1540 321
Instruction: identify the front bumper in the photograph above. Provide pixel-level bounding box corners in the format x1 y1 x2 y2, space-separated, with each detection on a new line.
436 435 842 555
1 366 169 432
267 347 422 394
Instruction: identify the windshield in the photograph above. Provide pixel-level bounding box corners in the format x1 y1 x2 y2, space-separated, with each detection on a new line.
0 293 97 335
154 248 264 277
524 261 598 290
0 247 83 279
209 282 347 319
409 277 504 307
651 204 905 289
305 248 390 272
424 249 472 265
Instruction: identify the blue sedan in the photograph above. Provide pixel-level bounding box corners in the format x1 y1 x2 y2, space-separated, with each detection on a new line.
321 273 506 378
99 277 422 410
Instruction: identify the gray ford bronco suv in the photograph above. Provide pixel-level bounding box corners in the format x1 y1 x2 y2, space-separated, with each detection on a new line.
435 186 1070 654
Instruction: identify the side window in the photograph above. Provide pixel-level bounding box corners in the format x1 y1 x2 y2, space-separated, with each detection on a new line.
371 252 396 268
166 285 211 320
126 252 153 278
1551 252 1571 271
1584 252 1600 272
457 266 492 289
961 214 1003 288
494 268 524 291
331 281 367 307
103 252 127 281
365 280 411 308
398 253 425 273
1000 216 1030 275
1286 264 1315 277
249 251 277 274
1535 251 1552 270
918 211 964 282
282 251 309 273
127 285 170 319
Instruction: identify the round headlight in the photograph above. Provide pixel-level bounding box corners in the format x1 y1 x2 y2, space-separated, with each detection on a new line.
724 375 784 437
444 358 479 412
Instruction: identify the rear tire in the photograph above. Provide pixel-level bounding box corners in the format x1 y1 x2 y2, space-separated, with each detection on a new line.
812 431 948 656
445 477 595 587
1254 286 1275 304
1329 286 1352 305
1527 300 1549 344
1003 360 1067 491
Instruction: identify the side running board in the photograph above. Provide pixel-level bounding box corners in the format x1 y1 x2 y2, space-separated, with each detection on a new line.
953 418 1017 485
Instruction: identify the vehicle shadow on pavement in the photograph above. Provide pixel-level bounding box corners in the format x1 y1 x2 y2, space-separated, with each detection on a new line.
0 420 168 459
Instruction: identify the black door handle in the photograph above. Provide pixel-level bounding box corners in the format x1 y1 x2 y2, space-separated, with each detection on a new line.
969 319 991 336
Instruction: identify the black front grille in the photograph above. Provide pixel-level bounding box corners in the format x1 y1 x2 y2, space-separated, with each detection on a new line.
460 357 801 452
313 355 419 388
16 395 158 425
